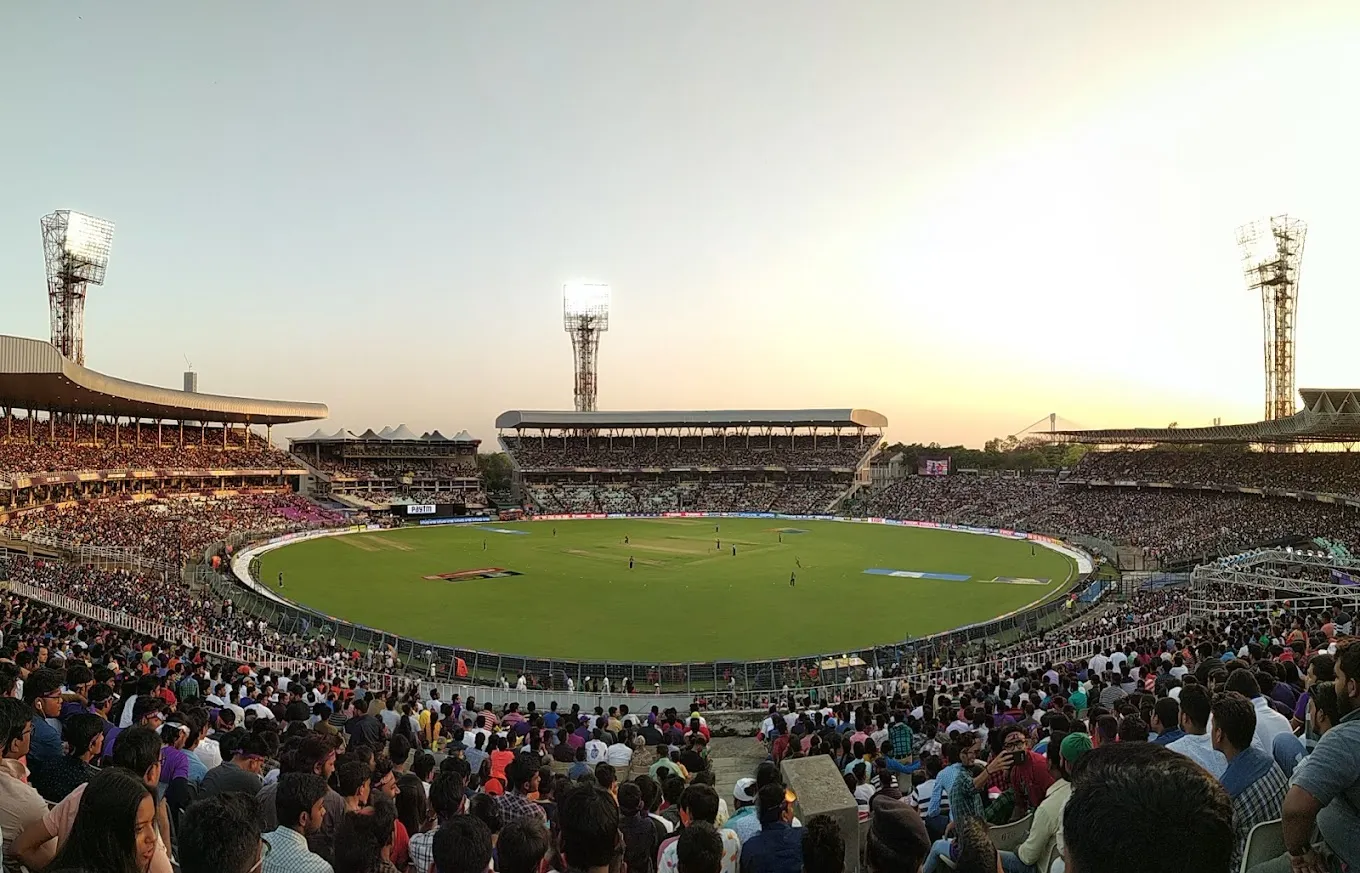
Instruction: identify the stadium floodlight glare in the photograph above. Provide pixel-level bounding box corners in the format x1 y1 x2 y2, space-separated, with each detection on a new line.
562 281 611 412
41 210 116 366
563 281 611 324
1236 215 1306 423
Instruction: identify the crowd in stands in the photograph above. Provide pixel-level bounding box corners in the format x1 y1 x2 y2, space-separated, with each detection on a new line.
1070 449 1360 495
527 481 846 515
312 459 478 480
0 439 293 477
1 494 347 565
349 489 489 508
0 569 1353 873
504 437 871 470
861 475 1360 563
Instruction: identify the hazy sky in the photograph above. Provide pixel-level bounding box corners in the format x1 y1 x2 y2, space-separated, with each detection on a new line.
3 2 1360 447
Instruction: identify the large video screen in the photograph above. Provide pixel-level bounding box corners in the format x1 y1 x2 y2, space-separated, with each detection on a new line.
918 458 950 476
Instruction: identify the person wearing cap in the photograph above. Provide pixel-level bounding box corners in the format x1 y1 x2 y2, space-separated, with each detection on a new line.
739 783 801 873
864 794 931 873
726 778 761 845
996 731 1089 873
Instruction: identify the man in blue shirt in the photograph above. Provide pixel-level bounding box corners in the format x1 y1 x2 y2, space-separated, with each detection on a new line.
23 668 66 771
924 734 977 840
1151 698 1184 745
740 783 802 873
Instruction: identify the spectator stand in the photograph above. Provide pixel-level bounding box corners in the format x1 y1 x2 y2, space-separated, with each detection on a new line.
497 408 886 517
290 426 483 507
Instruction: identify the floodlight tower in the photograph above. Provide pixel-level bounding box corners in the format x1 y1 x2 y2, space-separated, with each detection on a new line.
563 281 610 412
41 210 115 366
1236 215 1306 421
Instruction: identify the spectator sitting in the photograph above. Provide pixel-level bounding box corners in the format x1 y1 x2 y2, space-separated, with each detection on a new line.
263 772 334 873
739 783 802 873
659 783 742 873
1209 692 1287 870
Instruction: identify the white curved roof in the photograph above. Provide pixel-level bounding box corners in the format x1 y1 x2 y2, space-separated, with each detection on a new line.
495 409 888 429
0 335 327 424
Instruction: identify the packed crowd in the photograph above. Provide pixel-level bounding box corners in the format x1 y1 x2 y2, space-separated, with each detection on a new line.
527 481 847 515
1070 450 1360 495
0 440 293 477
861 476 1360 563
0 573 1353 873
504 437 871 470
350 490 489 508
314 459 479 480
1 494 347 565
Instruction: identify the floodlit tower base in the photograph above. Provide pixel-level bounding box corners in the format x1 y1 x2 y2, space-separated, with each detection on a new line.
568 320 603 412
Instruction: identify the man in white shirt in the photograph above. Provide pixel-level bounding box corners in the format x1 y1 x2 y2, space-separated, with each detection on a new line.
1222 670 1293 753
1166 685 1228 779
1089 652 1109 677
605 736 634 767
584 730 608 766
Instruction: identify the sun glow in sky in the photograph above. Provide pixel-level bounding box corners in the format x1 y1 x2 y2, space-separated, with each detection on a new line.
2 2 1359 445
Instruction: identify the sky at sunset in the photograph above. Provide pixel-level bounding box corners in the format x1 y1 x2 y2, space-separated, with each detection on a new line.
2 2 1359 446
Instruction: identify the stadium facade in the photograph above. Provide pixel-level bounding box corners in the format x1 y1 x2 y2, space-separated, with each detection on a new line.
0 335 324 518
496 408 887 515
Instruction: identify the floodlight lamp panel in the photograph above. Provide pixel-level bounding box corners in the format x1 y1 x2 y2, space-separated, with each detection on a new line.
563 281 611 319
63 211 115 271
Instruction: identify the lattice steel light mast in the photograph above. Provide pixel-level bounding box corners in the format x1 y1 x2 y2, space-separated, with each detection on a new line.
563 282 610 412
1236 215 1306 421
41 210 115 366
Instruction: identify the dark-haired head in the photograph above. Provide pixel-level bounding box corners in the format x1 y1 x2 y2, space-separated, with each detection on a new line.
396 773 430 837
468 793 503 836
558 785 620 870
801 814 845 873
48 769 156 873
276 772 330 835
178 792 263 873
334 799 398 873
1063 743 1233 873
498 818 551 873
677 821 723 873
434 815 494 873
111 726 162 786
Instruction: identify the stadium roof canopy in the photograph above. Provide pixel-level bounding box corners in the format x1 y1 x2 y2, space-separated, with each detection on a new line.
292 426 477 443
495 409 889 429
0 335 327 425
1056 389 1360 444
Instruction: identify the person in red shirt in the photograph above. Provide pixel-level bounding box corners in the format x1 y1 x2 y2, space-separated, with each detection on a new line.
983 724 1054 818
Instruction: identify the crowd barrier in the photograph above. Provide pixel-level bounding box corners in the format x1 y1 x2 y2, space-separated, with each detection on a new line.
3 579 1195 713
221 512 1098 694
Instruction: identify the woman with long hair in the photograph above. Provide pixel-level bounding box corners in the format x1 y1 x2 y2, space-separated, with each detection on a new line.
395 773 431 839
47 769 158 873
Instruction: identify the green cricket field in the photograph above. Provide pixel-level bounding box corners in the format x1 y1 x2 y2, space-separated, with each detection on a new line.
257 517 1075 662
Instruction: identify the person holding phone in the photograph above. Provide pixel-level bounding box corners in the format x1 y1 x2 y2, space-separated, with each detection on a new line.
976 725 1053 820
